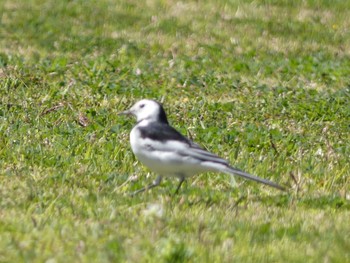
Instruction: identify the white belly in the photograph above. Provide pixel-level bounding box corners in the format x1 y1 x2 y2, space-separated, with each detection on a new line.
129 127 209 177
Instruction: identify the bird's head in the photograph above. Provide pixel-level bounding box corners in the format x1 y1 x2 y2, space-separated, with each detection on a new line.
118 99 169 124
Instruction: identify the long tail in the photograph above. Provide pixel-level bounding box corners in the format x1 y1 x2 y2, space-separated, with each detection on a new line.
224 166 285 191
202 161 285 191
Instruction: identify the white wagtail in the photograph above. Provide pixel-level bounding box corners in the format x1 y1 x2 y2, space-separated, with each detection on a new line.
119 99 285 194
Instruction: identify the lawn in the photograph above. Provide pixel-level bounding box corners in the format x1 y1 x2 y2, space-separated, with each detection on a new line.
0 0 349 262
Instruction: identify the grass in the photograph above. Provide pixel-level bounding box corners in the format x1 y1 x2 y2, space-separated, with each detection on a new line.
0 0 349 262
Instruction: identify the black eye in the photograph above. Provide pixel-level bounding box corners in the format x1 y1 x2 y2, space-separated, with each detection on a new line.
140 104 145 108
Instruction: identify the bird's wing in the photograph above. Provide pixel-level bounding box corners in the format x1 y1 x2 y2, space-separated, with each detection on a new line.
184 141 230 165
137 122 229 165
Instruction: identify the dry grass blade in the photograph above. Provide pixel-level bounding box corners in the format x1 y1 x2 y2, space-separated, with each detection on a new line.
40 102 65 116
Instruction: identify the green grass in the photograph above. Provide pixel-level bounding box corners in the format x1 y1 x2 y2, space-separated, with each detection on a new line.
1 0 349 262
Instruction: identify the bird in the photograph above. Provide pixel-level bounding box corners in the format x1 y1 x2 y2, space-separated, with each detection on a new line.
119 99 285 195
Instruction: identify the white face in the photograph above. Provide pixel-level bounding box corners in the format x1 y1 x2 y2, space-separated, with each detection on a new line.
127 99 161 122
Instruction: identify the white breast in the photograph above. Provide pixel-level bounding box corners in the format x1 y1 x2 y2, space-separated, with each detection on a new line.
129 123 209 177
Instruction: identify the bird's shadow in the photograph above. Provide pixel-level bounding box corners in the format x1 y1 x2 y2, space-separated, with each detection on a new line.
124 177 349 211
164 183 290 210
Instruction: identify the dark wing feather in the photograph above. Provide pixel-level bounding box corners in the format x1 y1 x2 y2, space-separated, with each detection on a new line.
138 122 189 143
138 122 229 165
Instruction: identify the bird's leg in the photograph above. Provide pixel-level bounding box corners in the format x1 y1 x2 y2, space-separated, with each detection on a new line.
130 175 162 196
174 176 185 195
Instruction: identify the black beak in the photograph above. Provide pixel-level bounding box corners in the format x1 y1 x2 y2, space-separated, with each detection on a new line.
118 110 132 116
